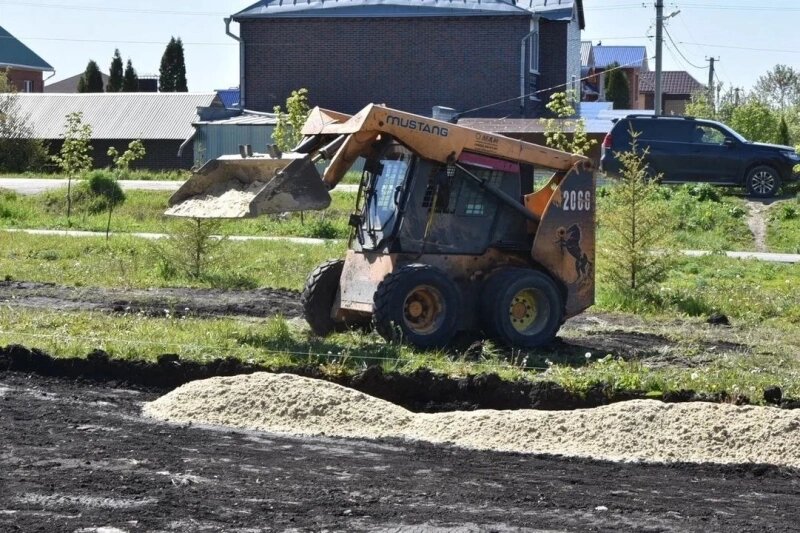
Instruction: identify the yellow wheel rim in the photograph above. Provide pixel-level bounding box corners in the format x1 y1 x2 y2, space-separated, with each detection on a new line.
402 285 445 335
509 288 539 333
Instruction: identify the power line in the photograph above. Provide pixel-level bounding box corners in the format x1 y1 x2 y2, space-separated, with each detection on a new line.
0 35 235 46
663 26 705 70
0 1 229 16
459 57 654 116
679 2 800 11
678 42 800 54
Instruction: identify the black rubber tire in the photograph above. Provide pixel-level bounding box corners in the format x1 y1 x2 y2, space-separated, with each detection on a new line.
481 268 563 349
373 264 461 349
746 165 781 198
301 259 345 337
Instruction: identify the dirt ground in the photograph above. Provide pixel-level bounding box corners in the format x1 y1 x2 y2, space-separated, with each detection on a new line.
2 371 799 533
1 280 798 530
0 280 747 364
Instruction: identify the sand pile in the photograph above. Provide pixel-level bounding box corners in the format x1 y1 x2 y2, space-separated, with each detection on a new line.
144 373 414 440
165 181 268 218
144 373 800 467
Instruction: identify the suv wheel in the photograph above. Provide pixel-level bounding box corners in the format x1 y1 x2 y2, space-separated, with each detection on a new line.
746 165 781 198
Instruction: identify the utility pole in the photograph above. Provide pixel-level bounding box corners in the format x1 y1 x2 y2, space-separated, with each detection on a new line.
706 57 718 112
734 87 741 106
654 0 664 116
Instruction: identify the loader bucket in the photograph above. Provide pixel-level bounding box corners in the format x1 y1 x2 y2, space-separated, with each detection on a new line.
165 154 331 219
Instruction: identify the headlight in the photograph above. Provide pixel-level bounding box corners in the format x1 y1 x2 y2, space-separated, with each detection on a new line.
784 151 800 161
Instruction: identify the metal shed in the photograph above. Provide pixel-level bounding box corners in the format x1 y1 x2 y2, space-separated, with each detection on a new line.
192 111 278 167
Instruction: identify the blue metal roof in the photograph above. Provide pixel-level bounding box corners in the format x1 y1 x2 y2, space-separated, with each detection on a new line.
233 0 533 19
592 46 648 70
0 25 53 72
216 88 241 109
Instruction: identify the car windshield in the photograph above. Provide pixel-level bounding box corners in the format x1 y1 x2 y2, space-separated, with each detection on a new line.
713 122 748 143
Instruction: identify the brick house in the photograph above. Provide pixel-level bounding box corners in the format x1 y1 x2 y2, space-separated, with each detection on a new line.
0 25 54 92
11 93 226 170
639 71 704 115
582 45 648 108
229 0 585 118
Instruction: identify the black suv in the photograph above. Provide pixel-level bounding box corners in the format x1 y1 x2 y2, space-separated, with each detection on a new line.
600 114 800 197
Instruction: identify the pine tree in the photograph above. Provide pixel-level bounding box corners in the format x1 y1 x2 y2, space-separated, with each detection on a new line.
174 38 188 92
159 37 188 92
604 63 630 110
122 59 139 92
778 116 791 146
107 49 123 92
78 60 104 93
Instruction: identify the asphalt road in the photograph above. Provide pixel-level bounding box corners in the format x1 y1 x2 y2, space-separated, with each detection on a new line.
0 178 183 195
0 178 358 195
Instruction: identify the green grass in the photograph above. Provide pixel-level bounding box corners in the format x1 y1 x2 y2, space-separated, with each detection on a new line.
2 180 799 403
0 232 347 290
595 253 800 325
598 183 754 251
1 306 799 403
767 193 800 253
0 186 357 239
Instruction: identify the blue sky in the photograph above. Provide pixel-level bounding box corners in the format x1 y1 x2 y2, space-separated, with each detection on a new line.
1 0 797 95
582 0 799 93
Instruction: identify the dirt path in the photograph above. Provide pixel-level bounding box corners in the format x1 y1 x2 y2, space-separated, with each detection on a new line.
1 372 798 532
746 199 773 252
0 280 301 319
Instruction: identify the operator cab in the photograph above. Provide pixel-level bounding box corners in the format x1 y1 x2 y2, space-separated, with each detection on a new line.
352 137 533 256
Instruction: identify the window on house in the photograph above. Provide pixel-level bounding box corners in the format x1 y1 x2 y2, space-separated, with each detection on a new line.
529 32 540 74
23 80 34 92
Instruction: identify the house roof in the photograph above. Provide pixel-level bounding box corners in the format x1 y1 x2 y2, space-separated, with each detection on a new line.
44 72 110 93
233 0 531 19
639 71 705 95
0 25 53 72
592 46 648 70
215 88 241 109
233 0 584 23
7 93 223 140
516 0 584 28
195 111 278 126
580 40 593 68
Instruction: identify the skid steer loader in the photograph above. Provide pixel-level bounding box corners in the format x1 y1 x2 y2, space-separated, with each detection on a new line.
167 104 595 349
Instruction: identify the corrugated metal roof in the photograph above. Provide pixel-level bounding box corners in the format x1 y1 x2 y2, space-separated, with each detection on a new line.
233 0 531 18
580 41 593 68
517 0 583 26
7 93 222 140
195 111 278 126
0 25 53 72
234 0 584 22
592 46 648 69
639 71 705 95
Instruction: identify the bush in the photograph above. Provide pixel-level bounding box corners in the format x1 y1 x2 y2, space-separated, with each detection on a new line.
154 218 226 279
773 203 798 221
685 183 721 203
0 188 32 222
601 132 673 296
